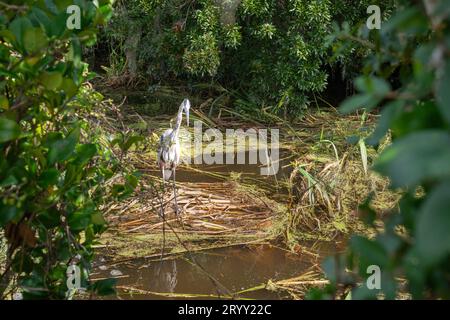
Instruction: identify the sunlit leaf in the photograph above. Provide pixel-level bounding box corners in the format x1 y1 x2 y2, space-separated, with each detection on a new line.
0 95 9 110
40 71 63 90
24 27 48 53
91 212 106 226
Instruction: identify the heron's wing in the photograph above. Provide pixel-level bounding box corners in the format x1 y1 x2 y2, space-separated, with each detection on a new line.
157 129 175 164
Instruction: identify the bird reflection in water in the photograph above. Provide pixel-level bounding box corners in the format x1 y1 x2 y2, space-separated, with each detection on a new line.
151 259 178 293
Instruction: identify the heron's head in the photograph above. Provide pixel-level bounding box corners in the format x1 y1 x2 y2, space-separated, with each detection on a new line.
182 98 190 126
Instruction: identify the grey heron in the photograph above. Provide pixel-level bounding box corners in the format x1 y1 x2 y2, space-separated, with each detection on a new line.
157 98 190 217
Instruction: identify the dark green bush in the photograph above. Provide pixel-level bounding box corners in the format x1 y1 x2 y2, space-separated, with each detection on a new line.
0 0 138 299
101 0 394 113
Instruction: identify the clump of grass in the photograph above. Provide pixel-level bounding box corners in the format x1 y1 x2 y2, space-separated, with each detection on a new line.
277 109 399 244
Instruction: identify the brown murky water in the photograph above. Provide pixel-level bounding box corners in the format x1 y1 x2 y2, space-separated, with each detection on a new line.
94 242 344 300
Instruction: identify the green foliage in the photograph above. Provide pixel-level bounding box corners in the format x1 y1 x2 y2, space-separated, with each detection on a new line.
313 0 450 299
101 0 392 113
0 0 136 299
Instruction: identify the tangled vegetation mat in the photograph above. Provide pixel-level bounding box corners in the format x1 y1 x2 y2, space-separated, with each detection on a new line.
99 179 282 261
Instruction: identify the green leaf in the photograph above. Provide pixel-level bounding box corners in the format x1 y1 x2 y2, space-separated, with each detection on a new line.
48 12 68 37
366 100 403 146
0 204 24 226
358 194 377 227
70 36 82 69
91 212 106 226
382 7 428 35
350 236 389 270
340 94 375 114
403 248 426 299
436 60 450 125
416 181 450 266
351 284 378 300
61 77 79 98
374 130 450 188
98 4 113 23
345 135 359 145
390 102 446 139
91 278 117 296
376 233 402 256
341 77 391 114
38 168 59 188
0 95 9 110
9 16 32 49
40 71 63 91
24 27 48 54
30 6 53 36
321 255 352 284
0 174 19 187
355 76 391 98
0 118 21 143
72 143 97 166
125 172 139 189
44 0 60 15
68 208 92 231
47 128 79 165
122 135 143 152
37 208 61 229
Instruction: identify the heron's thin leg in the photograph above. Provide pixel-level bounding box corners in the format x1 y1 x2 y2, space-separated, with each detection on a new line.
172 167 179 217
160 167 165 217
172 168 184 228
157 166 167 278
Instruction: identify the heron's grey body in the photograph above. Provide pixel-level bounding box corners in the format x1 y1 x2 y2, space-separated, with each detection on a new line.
157 128 181 181
157 98 190 181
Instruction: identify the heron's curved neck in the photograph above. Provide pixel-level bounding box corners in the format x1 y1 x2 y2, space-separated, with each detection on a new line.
172 103 185 137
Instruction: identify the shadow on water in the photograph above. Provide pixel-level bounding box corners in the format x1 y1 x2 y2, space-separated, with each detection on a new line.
94 242 345 300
